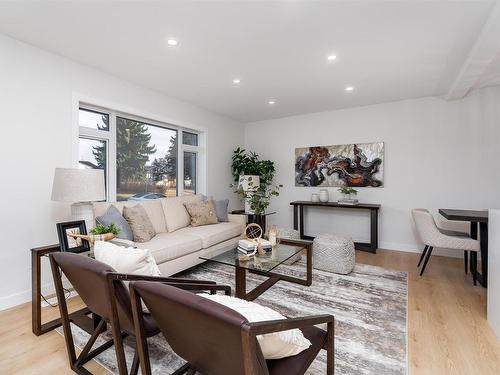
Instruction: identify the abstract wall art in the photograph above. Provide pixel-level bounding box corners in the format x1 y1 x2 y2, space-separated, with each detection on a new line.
295 142 384 187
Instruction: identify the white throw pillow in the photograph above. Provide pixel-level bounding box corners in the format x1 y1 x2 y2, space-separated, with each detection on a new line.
198 294 311 359
161 195 202 232
94 241 161 276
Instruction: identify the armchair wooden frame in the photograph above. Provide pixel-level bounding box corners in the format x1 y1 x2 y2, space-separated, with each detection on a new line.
50 254 230 375
130 283 334 375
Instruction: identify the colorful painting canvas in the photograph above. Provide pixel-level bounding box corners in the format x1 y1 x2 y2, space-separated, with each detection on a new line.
295 142 384 187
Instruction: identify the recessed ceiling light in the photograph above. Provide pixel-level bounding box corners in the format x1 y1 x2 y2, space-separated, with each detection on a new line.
327 55 337 61
166 38 178 46
268 100 276 105
345 86 354 92
233 79 241 84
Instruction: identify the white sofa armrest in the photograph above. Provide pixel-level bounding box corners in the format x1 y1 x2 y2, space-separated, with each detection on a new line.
227 213 247 234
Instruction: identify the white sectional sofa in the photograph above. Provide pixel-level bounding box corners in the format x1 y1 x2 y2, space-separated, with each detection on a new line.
92 195 245 276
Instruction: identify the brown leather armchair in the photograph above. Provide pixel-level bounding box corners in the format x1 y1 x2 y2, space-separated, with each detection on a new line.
49 252 230 375
130 281 335 375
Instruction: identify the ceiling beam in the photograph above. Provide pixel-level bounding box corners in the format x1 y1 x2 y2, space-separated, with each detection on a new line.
445 1 500 100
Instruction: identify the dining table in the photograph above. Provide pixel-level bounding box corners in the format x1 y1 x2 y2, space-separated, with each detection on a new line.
439 209 489 287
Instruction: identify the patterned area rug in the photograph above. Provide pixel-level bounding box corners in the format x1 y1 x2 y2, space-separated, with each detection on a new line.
58 260 407 374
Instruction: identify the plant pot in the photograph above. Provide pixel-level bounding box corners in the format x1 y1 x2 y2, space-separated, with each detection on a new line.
238 175 260 192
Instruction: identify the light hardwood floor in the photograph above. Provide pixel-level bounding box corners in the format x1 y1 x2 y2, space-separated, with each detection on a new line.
1 249 499 375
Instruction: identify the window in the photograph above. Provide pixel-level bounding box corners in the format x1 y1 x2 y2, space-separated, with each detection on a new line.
183 151 197 195
79 108 109 131
182 131 198 146
78 138 107 171
77 104 202 202
116 116 178 201
78 137 107 196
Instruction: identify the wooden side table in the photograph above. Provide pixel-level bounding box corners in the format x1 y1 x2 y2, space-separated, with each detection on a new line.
31 244 100 336
230 210 276 232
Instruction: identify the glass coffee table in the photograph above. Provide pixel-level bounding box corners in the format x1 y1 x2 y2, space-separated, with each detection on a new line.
200 239 313 301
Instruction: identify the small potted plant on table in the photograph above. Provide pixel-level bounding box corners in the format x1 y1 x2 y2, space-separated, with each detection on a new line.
338 186 359 205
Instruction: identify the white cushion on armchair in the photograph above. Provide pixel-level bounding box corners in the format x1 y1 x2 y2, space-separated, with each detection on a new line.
94 241 161 276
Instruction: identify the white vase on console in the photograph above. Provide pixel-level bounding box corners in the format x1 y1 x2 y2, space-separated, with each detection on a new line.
319 189 329 203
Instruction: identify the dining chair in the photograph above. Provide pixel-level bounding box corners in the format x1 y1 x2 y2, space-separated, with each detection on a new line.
130 281 335 375
411 208 480 282
49 252 230 375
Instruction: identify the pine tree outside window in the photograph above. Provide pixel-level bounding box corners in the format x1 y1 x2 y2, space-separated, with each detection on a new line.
77 104 202 201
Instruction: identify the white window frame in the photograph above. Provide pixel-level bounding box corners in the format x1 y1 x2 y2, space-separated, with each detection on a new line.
74 98 206 202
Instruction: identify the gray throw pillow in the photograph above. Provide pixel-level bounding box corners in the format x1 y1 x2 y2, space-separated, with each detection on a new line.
213 199 229 222
201 195 229 222
96 205 133 241
122 205 156 243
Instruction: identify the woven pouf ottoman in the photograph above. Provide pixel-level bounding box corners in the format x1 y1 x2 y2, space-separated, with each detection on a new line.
313 234 355 274
278 228 302 265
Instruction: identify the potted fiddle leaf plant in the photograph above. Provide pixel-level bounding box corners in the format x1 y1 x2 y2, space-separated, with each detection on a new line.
230 147 282 227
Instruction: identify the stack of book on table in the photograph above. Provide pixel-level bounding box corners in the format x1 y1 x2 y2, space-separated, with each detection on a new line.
238 239 272 254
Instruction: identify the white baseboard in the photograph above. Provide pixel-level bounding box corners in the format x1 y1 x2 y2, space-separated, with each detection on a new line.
378 241 464 258
0 279 72 312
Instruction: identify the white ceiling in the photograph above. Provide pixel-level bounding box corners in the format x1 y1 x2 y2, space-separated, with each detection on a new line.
0 0 499 122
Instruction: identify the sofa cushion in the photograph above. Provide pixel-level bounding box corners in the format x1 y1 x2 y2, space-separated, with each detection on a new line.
184 200 219 227
176 222 242 248
161 195 203 233
123 205 156 243
135 232 203 264
213 199 229 222
93 199 167 234
95 205 134 240
201 195 229 222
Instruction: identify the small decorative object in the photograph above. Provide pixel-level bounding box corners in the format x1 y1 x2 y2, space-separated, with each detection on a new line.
319 189 329 202
90 223 120 236
238 250 257 262
69 232 116 243
56 220 90 253
311 193 319 202
338 186 359 205
257 241 266 255
295 142 384 187
268 225 278 247
244 223 263 241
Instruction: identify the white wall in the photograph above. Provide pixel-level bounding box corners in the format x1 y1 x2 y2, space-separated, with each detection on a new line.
0 34 244 310
245 86 500 254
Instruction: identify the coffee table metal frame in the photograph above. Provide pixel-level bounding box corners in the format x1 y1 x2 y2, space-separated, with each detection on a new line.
201 238 313 301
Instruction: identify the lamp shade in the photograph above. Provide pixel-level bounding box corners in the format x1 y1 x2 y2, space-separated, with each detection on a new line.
51 168 105 202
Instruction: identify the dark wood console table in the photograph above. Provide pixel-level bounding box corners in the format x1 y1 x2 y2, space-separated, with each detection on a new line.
290 201 381 253
31 244 99 336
